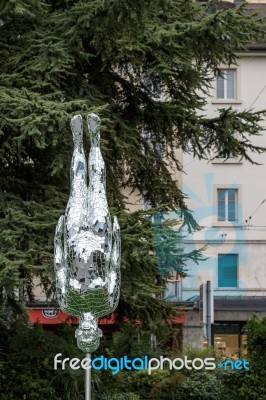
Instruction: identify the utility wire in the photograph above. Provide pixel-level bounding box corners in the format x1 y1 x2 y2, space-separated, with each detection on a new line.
244 198 266 228
250 84 266 108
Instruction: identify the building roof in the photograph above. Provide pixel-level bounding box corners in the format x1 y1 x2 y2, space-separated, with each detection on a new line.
245 3 266 50
168 295 266 311
214 296 266 311
209 2 266 51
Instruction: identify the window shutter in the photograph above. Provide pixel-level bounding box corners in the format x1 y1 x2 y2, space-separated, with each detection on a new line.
218 254 238 287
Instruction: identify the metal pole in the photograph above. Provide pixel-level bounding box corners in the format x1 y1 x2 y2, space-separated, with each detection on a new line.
85 353 91 400
206 281 212 347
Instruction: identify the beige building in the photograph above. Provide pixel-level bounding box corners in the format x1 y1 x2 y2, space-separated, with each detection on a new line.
180 3 266 355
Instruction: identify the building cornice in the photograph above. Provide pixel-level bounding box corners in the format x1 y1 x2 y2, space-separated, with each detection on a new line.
237 51 266 56
184 240 266 244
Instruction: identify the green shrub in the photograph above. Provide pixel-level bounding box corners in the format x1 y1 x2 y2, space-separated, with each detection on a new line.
246 315 266 374
220 370 266 400
176 371 222 400
95 393 140 400
110 369 184 400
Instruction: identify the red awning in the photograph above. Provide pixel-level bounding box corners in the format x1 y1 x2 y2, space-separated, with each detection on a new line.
28 309 116 325
28 309 186 325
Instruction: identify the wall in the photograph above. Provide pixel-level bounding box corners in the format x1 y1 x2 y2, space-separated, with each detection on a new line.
181 54 266 300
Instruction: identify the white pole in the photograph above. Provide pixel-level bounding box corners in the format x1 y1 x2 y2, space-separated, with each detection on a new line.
85 353 91 400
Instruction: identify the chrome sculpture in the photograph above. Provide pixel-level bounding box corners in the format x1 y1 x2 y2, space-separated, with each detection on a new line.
54 113 121 353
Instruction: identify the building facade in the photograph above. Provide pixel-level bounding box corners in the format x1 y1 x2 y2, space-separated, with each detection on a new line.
178 17 266 355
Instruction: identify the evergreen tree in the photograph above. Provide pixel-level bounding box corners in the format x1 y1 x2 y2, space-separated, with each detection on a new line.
0 0 265 322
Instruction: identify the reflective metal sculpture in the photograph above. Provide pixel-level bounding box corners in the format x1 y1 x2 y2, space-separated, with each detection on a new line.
54 113 121 353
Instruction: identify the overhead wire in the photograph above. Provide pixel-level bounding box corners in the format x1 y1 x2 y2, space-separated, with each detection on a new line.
242 198 266 229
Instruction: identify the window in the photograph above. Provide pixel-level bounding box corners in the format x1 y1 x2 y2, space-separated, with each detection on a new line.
165 274 182 301
216 69 236 100
143 198 152 211
212 322 247 358
144 131 162 156
218 254 238 288
217 189 238 222
213 185 241 226
143 76 161 100
216 148 236 160
212 133 242 164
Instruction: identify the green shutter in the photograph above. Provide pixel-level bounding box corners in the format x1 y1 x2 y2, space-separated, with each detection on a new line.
218 254 238 287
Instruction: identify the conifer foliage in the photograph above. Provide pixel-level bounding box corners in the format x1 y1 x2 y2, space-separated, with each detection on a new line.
0 0 265 318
